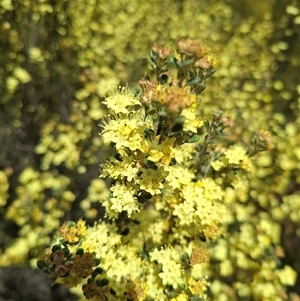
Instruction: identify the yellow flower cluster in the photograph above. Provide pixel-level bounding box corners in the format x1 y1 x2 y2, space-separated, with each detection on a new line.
36 38 297 301
211 144 252 171
2 2 298 301
59 219 87 244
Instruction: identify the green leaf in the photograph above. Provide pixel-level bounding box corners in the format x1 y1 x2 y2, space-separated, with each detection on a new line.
37 260 47 269
168 55 179 69
76 248 84 256
204 120 210 131
186 77 201 86
187 135 200 143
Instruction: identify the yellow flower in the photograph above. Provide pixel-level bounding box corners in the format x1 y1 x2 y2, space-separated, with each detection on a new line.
149 247 183 289
59 219 87 244
188 277 208 296
173 199 196 226
181 105 204 133
103 86 141 114
101 113 153 152
201 178 224 201
275 265 297 286
190 245 209 265
224 144 252 170
109 181 140 217
211 158 225 171
146 136 176 165
136 166 166 195
100 155 139 182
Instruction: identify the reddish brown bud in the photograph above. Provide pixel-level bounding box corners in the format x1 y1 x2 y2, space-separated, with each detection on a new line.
177 39 208 58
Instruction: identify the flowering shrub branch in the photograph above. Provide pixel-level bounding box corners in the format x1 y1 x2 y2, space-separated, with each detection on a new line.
37 39 274 301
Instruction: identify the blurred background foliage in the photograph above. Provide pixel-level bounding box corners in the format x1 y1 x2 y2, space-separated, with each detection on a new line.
0 0 299 300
